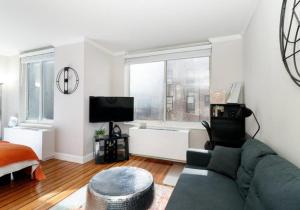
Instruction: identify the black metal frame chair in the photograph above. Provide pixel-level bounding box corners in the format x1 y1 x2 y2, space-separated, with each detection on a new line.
201 121 214 150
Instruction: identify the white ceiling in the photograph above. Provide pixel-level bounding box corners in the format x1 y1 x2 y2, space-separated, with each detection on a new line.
0 0 258 55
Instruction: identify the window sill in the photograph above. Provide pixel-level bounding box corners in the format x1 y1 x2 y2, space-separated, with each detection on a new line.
124 120 206 130
19 122 54 129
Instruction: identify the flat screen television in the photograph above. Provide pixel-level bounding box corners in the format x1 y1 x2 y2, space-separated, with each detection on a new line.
89 96 134 123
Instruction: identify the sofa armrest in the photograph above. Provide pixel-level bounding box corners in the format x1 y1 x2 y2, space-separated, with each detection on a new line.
186 148 212 168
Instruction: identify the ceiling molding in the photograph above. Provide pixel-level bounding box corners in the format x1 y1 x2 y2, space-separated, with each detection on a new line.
52 37 85 48
125 41 211 58
20 48 55 58
125 42 212 59
52 37 116 56
208 34 242 43
84 39 114 56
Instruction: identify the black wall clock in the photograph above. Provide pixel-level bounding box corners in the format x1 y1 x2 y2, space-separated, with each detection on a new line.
56 67 79 94
280 0 300 86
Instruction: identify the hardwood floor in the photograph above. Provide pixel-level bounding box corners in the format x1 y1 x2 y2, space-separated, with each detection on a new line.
0 156 173 210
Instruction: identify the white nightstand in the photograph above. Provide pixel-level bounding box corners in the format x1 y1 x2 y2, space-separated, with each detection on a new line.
3 127 55 161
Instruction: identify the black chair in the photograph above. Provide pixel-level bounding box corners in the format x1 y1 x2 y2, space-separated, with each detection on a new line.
201 121 214 150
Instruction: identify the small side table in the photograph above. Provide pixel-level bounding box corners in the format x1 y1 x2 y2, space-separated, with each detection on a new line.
86 167 154 210
93 134 129 164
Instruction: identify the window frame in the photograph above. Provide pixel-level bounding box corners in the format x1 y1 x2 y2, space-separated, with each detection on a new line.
21 49 55 124
127 55 211 123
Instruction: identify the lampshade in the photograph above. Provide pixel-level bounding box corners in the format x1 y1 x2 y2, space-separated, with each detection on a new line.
243 107 253 118
243 107 260 139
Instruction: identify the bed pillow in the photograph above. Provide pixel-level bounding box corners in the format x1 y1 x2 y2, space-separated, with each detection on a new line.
207 146 241 179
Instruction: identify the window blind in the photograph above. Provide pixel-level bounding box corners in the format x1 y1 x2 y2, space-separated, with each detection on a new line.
20 48 54 64
125 44 211 64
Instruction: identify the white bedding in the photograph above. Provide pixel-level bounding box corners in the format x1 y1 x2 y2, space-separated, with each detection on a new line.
0 160 39 178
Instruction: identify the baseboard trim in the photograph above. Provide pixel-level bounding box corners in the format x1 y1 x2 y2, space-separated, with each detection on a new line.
83 153 94 163
42 154 55 161
55 152 94 164
130 153 186 163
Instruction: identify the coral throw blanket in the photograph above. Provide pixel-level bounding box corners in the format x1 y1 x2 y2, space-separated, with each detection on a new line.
0 141 46 180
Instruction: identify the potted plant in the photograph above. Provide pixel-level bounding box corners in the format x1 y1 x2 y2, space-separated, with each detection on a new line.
95 128 106 139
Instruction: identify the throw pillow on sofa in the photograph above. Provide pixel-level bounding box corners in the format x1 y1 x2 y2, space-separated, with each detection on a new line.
207 146 241 179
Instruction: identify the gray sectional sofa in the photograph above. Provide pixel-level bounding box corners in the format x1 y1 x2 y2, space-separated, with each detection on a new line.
166 139 300 210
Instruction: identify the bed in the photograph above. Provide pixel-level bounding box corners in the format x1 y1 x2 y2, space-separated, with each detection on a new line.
0 141 45 181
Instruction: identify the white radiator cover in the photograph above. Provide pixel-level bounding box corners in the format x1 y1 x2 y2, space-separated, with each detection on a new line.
4 127 55 161
129 127 189 162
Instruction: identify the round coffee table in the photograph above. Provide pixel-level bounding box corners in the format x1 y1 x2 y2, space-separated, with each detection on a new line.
86 166 154 210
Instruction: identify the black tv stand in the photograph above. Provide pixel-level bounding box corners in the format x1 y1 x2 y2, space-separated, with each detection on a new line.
109 121 114 138
94 134 129 164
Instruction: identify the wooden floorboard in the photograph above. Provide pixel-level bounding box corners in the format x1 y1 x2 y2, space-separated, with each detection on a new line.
0 156 173 210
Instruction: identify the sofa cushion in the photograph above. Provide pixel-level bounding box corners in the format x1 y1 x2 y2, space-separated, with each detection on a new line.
207 146 241 179
244 155 300 210
187 149 212 168
243 186 265 210
166 167 244 210
236 139 276 198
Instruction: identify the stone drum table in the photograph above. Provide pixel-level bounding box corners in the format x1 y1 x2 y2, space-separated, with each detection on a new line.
86 166 154 210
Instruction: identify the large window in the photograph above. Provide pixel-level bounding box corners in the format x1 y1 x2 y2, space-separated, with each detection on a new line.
130 62 165 120
129 56 210 122
21 51 54 122
166 57 210 121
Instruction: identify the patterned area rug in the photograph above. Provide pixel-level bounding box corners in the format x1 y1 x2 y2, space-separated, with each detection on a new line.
50 184 173 210
162 163 184 187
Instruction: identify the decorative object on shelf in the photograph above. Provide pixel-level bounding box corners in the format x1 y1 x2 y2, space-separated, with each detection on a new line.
112 124 122 137
95 128 106 139
8 116 18 128
211 90 226 104
138 122 147 129
56 67 79 94
280 0 300 86
226 82 243 103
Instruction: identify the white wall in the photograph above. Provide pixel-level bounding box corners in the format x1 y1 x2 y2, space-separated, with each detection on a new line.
83 41 112 156
243 0 300 167
210 36 244 94
3 56 19 128
54 42 85 156
0 55 19 137
0 56 7 82
54 41 113 160
0 56 7 136
111 55 125 96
